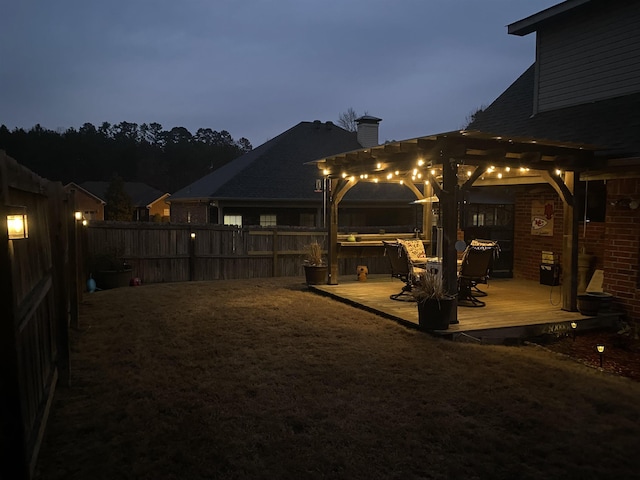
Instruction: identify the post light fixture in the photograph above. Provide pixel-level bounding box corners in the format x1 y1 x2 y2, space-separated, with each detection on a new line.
596 344 605 367
570 321 577 341
6 206 28 240
74 211 83 221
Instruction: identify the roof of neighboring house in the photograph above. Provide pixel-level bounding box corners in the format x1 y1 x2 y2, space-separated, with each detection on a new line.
467 64 640 159
63 182 106 204
170 120 416 203
80 181 169 208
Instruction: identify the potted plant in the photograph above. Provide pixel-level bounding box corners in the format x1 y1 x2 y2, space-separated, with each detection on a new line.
303 242 327 285
88 248 133 290
411 270 456 330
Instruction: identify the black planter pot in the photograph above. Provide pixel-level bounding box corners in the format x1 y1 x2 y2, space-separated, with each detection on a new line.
417 296 456 330
94 268 133 290
303 265 327 285
577 294 601 316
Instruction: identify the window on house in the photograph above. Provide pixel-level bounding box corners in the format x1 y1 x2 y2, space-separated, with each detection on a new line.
260 214 277 227
163 208 170 217
224 215 242 226
472 213 485 226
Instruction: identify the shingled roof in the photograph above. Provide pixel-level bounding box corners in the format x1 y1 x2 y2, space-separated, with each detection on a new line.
170 120 416 203
81 181 167 207
468 64 640 159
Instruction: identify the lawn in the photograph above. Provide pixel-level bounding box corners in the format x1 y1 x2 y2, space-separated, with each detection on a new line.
35 278 640 480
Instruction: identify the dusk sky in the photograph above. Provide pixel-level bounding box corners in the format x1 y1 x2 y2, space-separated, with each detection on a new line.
1 1 559 147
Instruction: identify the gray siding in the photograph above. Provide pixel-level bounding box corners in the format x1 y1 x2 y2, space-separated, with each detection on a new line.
536 1 640 112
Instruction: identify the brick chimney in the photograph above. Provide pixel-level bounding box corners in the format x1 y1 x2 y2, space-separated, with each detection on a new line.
356 115 382 147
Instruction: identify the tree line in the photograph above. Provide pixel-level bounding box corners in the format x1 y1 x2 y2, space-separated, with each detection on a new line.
0 122 253 193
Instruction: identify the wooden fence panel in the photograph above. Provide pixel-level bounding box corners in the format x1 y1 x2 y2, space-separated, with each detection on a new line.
1 152 69 480
83 224 393 284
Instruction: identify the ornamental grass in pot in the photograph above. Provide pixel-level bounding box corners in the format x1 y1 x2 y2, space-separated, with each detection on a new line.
303 242 327 285
412 269 456 330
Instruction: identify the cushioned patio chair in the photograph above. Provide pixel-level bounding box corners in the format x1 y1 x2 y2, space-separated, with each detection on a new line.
383 240 427 301
457 240 498 307
467 239 500 297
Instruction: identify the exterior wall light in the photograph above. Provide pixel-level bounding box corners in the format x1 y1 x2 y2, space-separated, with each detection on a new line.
190 232 196 239
74 211 83 221
7 206 28 240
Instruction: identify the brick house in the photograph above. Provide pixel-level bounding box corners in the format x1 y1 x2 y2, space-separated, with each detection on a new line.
467 0 640 322
168 117 420 232
63 182 106 220
74 181 170 222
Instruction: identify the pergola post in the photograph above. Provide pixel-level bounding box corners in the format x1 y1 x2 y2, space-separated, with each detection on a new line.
327 177 339 285
561 171 580 311
441 157 459 301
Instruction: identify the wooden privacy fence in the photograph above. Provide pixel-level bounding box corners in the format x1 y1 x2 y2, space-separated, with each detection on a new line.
84 223 391 284
1 151 74 480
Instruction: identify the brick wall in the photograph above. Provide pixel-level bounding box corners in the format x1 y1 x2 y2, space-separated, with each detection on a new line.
603 178 640 321
514 185 564 281
513 185 606 281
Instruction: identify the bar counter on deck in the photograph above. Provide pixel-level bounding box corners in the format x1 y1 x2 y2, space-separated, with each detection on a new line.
337 233 431 258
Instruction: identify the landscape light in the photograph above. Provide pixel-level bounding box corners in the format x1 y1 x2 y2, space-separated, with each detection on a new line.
7 206 28 240
596 344 605 367
570 322 577 341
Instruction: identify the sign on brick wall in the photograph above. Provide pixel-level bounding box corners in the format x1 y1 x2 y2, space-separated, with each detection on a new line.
531 199 554 236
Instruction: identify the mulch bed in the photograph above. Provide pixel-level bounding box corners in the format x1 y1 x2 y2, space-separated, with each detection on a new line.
542 327 640 381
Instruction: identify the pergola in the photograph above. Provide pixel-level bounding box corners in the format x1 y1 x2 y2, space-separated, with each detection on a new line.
309 130 600 320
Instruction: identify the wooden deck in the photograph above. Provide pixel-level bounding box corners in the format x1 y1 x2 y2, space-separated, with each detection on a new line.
309 275 620 344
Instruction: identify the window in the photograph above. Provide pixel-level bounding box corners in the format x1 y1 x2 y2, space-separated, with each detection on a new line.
260 214 277 227
224 215 242 226
163 208 170 217
472 213 485 226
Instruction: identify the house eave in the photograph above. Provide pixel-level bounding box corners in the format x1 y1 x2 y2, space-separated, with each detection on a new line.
508 0 591 36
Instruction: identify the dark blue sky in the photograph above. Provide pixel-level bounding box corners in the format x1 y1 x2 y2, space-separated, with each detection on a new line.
1 1 558 147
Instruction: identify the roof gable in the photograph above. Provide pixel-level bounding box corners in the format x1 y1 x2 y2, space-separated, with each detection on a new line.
468 64 640 159
80 181 167 207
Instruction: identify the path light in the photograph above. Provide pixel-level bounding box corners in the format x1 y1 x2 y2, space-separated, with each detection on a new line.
570 322 577 341
596 344 605 368
7 206 28 240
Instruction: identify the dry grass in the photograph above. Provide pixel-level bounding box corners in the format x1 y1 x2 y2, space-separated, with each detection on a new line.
35 278 640 480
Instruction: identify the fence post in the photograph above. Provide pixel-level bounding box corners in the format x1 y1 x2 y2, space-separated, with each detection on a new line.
189 230 195 281
272 229 279 276
68 190 79 329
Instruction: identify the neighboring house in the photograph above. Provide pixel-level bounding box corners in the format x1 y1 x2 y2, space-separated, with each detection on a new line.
168 117 419 230
468 0 640 321
79 181 170 222
63 182 106 220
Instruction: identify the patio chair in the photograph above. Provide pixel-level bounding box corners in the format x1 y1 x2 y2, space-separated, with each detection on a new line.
383 240 426 301
457 241 498 307
467 239 500 297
